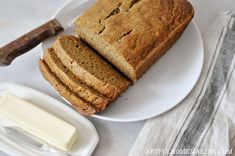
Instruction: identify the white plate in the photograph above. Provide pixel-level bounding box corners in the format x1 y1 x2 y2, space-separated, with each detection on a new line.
42 0 204 122
0 82 99 156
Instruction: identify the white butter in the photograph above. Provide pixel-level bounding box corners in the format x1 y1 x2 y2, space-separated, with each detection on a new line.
0 93 78 151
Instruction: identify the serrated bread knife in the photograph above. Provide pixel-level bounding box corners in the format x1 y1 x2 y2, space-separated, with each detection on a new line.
0 0 95 66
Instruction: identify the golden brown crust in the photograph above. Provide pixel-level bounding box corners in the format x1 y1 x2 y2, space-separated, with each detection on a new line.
39 59 98 115
53 35 131 99
134 10 193 78
43 48 111 111
75 0 194 80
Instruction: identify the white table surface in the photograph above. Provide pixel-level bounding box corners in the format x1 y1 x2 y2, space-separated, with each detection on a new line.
0 0 235 156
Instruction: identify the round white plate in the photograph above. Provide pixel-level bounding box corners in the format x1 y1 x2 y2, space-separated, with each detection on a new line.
0 83 99 156
42 0 204 122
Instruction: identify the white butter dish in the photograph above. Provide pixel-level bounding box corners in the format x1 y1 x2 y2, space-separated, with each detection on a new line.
0 82 99 156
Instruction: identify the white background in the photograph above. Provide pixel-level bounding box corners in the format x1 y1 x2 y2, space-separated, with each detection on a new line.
0 0 235 155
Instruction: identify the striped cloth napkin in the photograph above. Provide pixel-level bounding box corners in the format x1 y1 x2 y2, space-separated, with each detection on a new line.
129 12 235 156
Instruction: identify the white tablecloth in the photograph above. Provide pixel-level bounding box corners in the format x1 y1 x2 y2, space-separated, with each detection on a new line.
0 0 235 155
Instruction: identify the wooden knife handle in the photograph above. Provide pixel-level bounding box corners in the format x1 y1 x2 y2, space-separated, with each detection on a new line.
0 19 64 66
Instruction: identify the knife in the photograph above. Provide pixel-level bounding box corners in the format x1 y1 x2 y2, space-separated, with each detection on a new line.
0 0 95 66
1 125 72 156
0 150 9 156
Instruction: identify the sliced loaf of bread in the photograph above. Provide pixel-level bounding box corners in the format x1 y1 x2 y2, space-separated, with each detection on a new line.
39 60 99 115
43 48 111 111
53 35 131 100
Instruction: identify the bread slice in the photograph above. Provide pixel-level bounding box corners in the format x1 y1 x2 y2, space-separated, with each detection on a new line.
39 60 98 115
75 0 194 81
43 48 111 111
53 35 131 100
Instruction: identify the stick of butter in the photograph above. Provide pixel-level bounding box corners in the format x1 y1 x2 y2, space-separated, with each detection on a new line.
0 93 78 151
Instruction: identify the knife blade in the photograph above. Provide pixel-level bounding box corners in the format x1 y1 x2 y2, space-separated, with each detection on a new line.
0 0 96 66
1 126 71 156
55 0 96 29
0 150 10 156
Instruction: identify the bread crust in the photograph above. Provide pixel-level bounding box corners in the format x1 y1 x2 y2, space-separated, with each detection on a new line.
39 60 98 115
53 36 131 100
75 0 194 81
43 48 111 111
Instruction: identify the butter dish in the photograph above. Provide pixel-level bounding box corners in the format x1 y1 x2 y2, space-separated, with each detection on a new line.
0 82 99 156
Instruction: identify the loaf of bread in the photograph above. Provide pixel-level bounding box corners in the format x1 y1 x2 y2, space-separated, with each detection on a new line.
53 35 131 100
43 48 111 111
39 60 99 115
75 0 194 81
39 0 194 116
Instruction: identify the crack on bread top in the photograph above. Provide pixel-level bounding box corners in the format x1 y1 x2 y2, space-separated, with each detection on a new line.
106 2 122 19
98 25 106 34
129 0 141 9
97 2 122 35
170 0 176 17
117 29 133 42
